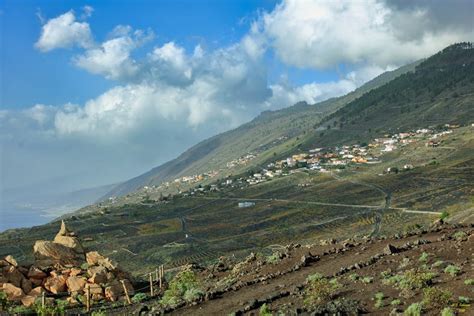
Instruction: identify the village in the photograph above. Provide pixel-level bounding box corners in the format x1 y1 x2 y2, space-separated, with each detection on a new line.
145 123 462 199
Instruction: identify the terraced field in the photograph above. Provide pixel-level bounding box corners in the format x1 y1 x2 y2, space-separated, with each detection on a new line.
0 127 472 278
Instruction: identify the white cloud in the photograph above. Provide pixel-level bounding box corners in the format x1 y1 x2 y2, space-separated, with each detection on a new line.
35 10 93 52
261 0 474 69
73 27 153 80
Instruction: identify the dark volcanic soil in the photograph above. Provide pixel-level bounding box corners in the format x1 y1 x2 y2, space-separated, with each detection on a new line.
106 223 473 315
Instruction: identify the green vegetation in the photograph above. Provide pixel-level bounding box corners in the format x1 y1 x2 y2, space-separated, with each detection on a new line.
131 293 148 303
441 307 456 316
458 296 471 304
374 292 385 308
444 265 461 277
422 287 452 308
418 252 429 263
304 274 341 309
464 279 474 285
453 231 468 241
390 299 402 306
161 270 204 307
404 302 423 316
259 303 272 316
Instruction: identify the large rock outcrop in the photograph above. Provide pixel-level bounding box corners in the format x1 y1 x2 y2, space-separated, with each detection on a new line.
34 220 86 268
0 222 135 307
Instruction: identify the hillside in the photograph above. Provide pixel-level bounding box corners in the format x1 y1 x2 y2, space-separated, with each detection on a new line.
102 61 421 199
0 43 473 315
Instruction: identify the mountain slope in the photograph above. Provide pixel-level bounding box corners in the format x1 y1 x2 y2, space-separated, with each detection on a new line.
103 60 421 198
303 42 474 148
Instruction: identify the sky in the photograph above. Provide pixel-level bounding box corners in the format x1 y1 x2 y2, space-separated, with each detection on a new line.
0 0 473 223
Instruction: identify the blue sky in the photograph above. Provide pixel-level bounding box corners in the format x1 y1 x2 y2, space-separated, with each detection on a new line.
0 0 473 229
2 0 337 109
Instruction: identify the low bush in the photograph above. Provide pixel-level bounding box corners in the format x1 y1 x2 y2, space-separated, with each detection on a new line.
441 307 455 316
259 303 272 316
304 274 341 309
422 287 452 308
131 293 148 303
444 265 461 277
464 279 474 285
458 296 471 304
160 270 203 307
403 302 423 316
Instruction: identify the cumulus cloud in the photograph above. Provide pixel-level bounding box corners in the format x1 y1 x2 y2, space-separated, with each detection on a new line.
73 27 154 80
261 0 474 69
15 1 472 195
35 10 94 52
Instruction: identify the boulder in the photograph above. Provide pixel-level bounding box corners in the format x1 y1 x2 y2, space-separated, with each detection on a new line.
28 286 44 297
53 221 84 254
87 265 108 284
86 251 118 271
44 275 67 294
69 268 82 277
88 283 104 301
384 244 399 255
34 240 84 268
5 266 24 288
66 276 87 294
4 255 18 267
28 266 47 279
21 295 36 307
104 280 123 302
2 283 24 301
21 277 33 294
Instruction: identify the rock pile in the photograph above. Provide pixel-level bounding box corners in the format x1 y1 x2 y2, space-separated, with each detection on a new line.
0 221 134 307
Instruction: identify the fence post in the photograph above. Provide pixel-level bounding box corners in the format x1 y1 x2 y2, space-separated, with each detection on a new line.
159 265 163 289
149 272 154 297
41 291 45 307
121 280 132 305
85 284 90 312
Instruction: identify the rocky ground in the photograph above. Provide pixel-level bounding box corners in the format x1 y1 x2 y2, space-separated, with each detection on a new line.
0 222 135 314
1 221 472 315
117 222 473 316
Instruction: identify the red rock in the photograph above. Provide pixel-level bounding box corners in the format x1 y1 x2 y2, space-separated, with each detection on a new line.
2 283 25 301
28 286 44 297
21 295 36 307
4 255 18 267
87 265 108 284
44 275 67 294
69 267 82 277
104 280 123 301
21 277 32 294
27 266 47 279
66 276 86 294
5 266 24 288
86 251 118 270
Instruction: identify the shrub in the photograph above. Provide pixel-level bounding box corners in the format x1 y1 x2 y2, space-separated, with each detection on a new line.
183 288 204 302
398 269 436 291
361 276 374 284
444 265 461 277
0 291 8 310
160 270 203 307
422 287 452 308
259 303 272 316
390 299 402 306
374 292 385 308
441 307 455 316
266 252 281 264
452 231 467 241
418 252 429 262
432 260 445 268
458 296 471 304
403 302 423 316
131 293 148 303
439 211 449 221
464 279 474 285
304 275 341 309
348 273 359 282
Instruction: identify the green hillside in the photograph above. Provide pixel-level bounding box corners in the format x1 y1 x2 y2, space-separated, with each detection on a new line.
103 60 421 198
1 43 473 277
